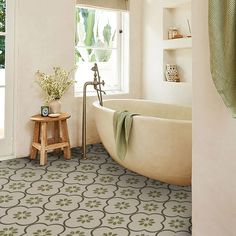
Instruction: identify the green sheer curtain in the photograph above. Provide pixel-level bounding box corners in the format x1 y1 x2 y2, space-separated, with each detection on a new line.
209 0 236 117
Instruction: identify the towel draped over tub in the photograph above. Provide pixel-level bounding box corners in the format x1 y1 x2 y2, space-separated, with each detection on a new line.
113 111 139 160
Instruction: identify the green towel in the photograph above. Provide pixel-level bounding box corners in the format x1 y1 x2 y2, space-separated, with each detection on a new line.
209 0 236 117
113 110 138 160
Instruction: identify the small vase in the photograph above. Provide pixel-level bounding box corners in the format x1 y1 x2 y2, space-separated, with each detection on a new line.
165 64 180 82
49 99 61 114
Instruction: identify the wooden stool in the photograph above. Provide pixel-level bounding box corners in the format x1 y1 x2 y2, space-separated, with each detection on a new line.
30 113 71 165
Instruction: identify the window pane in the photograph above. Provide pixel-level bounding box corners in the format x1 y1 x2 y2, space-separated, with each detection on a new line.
0 68 4 86
0 35 5 69
75 7 118 49
0 87 4 139
75 6 124 94
76 47 114 63
75 49 120 92
0 0 5 32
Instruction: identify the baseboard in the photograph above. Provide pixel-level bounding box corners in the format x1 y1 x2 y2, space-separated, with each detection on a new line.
0 154 17 161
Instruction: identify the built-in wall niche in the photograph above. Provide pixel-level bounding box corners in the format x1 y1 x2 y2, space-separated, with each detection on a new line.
160 0 192 84
163 49 192 83
162 0 191 40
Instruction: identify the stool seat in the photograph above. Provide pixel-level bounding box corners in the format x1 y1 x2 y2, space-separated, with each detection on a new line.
30 113 71 165
31 113 70 122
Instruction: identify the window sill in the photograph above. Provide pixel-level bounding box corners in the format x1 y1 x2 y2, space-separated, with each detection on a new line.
74 90 129 98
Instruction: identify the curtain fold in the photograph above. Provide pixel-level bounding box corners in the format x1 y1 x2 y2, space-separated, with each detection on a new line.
76 0 129 11
209 0 236 117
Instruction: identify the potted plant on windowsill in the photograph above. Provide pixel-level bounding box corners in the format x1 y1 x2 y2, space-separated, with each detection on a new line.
35 66 76 114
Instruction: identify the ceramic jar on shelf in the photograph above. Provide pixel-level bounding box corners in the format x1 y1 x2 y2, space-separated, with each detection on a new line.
165 64 180 82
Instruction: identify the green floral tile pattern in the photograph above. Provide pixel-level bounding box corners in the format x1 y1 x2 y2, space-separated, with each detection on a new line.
0 144 191 235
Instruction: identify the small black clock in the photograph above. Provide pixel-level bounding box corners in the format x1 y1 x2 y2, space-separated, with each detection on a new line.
41 106 49 117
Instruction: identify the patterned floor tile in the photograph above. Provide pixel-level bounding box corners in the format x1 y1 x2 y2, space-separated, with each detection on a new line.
83 183 117 199
137 200 164 214
92 227 129 236
41 171 68 182
10 168 45 182
20 194 49 208
0 143 191 235
26 180 63 196
64 171 97 185
59 183 87 196
104 197 139 214
65 209 104 229
61 228 92 236
139 187 170 202
162 216 191 233
3 180 32 193
114 186 141 199
25 223 64 236
0 178 9 190
1 206 43 225
0 224 26 236
163 201 192 217
117 174 148 188
44 194 82 211
97 163 126 176
0 168 16 179
0 158 30 169
38 209 69 225
79 198 108 211
128 213 165 232
169 189 191 202
0 191 25 208
102 213 131 228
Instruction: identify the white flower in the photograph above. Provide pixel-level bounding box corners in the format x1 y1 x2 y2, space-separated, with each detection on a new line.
35 66 76 102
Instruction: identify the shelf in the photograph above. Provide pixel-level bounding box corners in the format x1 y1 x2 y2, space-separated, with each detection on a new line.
163 38 192 50
158 0 192 105
163 81 192 85
160 0 191 8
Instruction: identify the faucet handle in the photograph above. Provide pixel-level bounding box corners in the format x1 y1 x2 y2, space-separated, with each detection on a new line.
91 63 98 71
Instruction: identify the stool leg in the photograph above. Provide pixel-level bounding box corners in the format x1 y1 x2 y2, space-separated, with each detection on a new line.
53 120 61 154
40 122 48 165
30 122 40 160
61 120 71 160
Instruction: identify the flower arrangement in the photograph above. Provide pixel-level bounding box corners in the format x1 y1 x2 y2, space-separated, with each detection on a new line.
35 66 76 102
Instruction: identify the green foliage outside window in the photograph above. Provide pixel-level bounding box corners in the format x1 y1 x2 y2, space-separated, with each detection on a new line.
75 7 116 63
0 0 5 69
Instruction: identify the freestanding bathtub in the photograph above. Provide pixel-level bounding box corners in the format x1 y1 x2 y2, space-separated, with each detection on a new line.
93 99 192 186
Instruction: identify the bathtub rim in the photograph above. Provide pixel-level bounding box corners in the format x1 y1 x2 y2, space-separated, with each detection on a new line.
93 99 192 124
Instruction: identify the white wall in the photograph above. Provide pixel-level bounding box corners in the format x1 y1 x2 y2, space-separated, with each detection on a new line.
141 0 192 106
15 0 142 157
192 0 236 235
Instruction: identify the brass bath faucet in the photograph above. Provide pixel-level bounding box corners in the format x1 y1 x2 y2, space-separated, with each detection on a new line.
82 63 105 159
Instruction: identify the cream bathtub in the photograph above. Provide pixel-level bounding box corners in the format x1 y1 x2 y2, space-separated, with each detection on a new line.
93 99 192 186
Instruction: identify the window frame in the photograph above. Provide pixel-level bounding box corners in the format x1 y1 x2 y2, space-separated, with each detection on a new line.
0 0 16 157
74 5 129 97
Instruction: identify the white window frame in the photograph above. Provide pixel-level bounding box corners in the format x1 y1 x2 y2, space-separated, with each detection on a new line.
0 0 16 158
74 6 129 97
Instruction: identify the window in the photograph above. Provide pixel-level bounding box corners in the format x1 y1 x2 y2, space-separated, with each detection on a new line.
0 0 15 157
0 0 5 139
74 6 129 95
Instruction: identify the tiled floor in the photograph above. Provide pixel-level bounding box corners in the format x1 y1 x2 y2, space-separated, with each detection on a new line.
0 144 192 236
